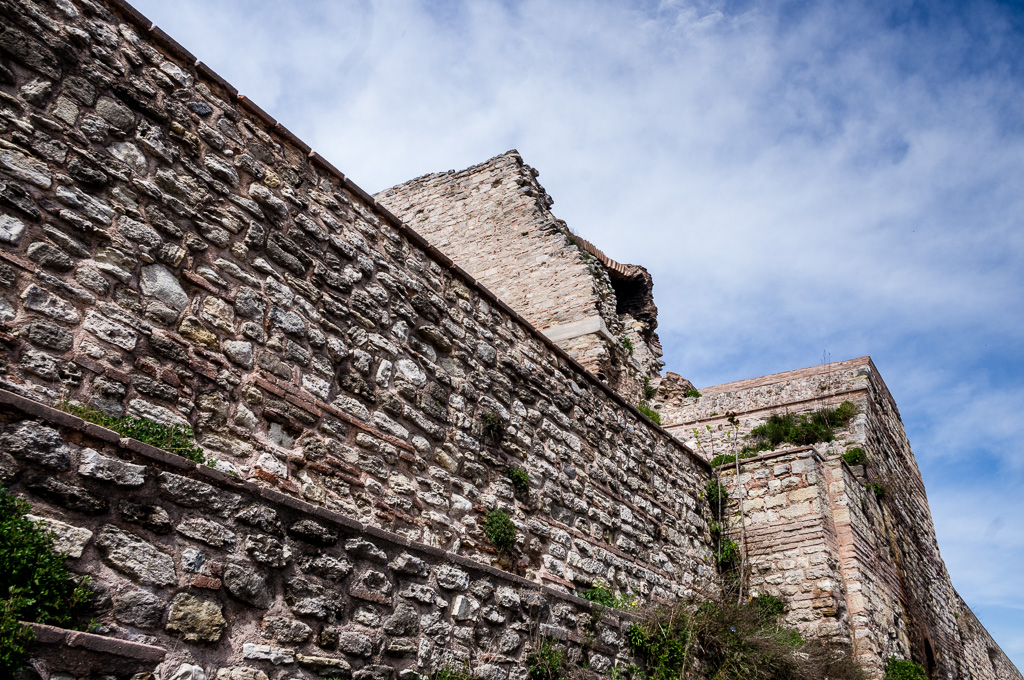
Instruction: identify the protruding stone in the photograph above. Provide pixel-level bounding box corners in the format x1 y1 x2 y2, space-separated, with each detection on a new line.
224 562 273 608
113 588 166 629
0 421 70 470
95 525 176 586
26 515 92 558
78 448 145 486
166 593 227 643
0 214 25 244
140 264 188 312
435 564 470 591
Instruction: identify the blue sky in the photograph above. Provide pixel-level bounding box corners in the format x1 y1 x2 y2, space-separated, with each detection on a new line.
129 0 1024 667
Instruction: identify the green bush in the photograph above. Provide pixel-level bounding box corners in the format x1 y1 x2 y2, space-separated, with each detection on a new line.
637 401 662 425
431 664 472 680
1 488 92 676
621 337 634 355
843 447 867 466
508 466 530 493
709 452 756 467
705 479 729 518
868 483 886 500
483 509 517 552
623 599 865 680
581 580 637 609
527 638 567 680
884 658 928 680
63 403 205 464
744 401 858 454
685 389 702 398
755 594 786 622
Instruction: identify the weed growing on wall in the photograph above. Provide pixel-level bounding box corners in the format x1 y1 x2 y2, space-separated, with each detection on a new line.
621 337 634 355
481 411 504 443
527 638 567 680
843 447 868 466
884 658 928 680
618 598 865 680
709 452 755 467
1 489 93 675
581 579 637 609
508 466 530 493
685 389 702 398
741 401 858 454
637 401 662 425
430 663 472 680
483 509 517 552
642 377 656 401
61 403 205 464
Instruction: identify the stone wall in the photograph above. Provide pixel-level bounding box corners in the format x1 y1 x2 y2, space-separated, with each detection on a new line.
0 0 713 610
0 388 636 679
376 153 663 403
669 359 1021 680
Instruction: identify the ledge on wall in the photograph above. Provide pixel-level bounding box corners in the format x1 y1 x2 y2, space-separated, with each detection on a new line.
24 622 167 678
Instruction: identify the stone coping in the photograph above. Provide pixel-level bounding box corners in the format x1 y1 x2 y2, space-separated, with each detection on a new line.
25 622 167 676
99 0 709 474
0 387 651 620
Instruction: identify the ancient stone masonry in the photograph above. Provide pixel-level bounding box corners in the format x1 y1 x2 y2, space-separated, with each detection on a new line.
657 358 1022 680
376 153 663 404
0 389 639 679
0 0 717 676
0 0 1019 677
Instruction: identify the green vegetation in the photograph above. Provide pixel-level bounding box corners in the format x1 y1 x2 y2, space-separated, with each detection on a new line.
709 452 756 467
884 658 928 680
62 402 205 464
581 580 638 609
621 337 634 355
617 598 864 680
508 466 530 493
431 664 472 680
527 638 567 680
741 401 859 455
637 401 662 425
643 377 656 401
842 447 867 466
705 479 729 519
1 489 93 676
867 483 886 500
685 389 702 399
481 411 504 443
483 508 517 552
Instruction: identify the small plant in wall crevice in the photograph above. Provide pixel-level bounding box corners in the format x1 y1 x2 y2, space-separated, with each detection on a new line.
508 466 530 493
483 508 517 553
481 411 504 443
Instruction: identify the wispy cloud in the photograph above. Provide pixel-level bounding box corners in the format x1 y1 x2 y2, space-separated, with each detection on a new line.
130 0 1024 667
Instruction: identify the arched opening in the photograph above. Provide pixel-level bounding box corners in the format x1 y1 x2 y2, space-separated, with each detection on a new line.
924 638 936 679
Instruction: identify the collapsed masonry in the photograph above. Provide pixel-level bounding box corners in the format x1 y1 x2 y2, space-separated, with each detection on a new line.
0 0 1017 678
376 153 664 404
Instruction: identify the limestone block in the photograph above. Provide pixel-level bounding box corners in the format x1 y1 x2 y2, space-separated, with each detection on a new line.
95 525 176 586
78 448 145 486
1 421 70 470
26 514 92 558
